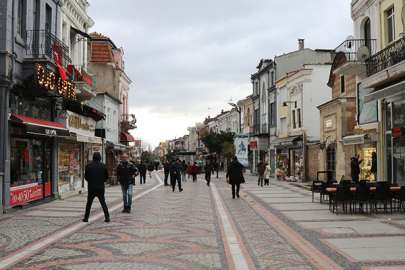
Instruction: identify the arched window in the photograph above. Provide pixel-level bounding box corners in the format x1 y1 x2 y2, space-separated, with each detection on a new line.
364 18 371 50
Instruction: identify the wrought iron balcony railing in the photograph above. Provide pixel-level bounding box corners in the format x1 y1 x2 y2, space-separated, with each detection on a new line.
121 114 137 125
331 38 377 62
26 30 71 67
68 65 97 90
366 36 405 77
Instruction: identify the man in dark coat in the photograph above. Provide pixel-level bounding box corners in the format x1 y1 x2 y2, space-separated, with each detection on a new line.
138 160 147 184
170 158 183 192
83 152 110 223
226 156 245 199
204 161 214 186
147 161 154 178
163 160 171 186
155 161 160 171
117 154 139 213
350 154 363 183
370 152 377 181
257 159 266 187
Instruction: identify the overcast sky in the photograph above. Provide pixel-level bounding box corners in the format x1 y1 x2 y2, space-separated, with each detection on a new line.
88 0 353 149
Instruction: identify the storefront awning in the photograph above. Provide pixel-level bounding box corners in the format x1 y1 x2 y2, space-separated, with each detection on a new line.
342 134 369 145
10 114 70 137
120 132 135 142
77 134 102 144
71 26 92 40
270 136 302 147
364 81 405 103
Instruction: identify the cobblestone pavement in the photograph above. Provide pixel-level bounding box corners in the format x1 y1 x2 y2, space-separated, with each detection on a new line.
1 172 405 269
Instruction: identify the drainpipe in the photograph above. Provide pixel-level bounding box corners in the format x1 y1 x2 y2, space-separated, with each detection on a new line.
2 1 17 213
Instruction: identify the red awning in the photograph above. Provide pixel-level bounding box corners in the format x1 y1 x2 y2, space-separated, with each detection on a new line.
10 114 70 137
120 132 135 142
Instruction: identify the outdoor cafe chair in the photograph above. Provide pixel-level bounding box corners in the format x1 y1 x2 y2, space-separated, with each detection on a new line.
320 182 332 205
353 186 372 214
333 186 352 215
373 186 392 214
340 179 352 187
311 180 323 203
393 186 405 213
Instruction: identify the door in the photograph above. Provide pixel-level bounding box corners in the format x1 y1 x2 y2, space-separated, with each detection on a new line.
393 136 405 186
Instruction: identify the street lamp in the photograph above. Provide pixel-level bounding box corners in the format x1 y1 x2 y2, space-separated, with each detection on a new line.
282 101 297 107
228 102 241 133
196 125 201 151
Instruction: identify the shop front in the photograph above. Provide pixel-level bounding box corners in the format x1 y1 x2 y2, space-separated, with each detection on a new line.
271 136 302 181
57 111 99 197
9 114 70 206
249 137 268 173
106 142 127 179
343 131 378 182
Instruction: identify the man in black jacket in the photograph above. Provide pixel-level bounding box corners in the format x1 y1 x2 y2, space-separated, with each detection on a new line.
117 154 139 213
163 160 171 186
170 158 183 192
350 154 363 183
226 156 245 199
138 160 147 184
83 152 110 223
204 161 214 186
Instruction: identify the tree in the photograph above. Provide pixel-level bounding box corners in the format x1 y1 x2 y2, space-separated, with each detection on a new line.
222 141 236 159
200 131 234 155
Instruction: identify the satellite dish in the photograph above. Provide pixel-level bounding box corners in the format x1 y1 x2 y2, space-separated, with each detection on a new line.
357 45 370 62
237 100 244 107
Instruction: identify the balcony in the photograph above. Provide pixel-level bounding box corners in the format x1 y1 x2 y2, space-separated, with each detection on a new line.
331 38 376 75
67 65 97 101
120 114 137 130
363 36 405 88
25 30 71 68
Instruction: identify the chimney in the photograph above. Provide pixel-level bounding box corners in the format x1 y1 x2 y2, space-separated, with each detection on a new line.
298 39 305 50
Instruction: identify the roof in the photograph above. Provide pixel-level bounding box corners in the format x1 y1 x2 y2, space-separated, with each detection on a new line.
90 42 115 63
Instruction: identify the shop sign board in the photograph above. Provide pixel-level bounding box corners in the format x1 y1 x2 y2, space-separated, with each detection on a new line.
343 136 364 145
58 111 96 137
250 141 258 148
10 182 51 206
392 127 404 138
35 64 77 101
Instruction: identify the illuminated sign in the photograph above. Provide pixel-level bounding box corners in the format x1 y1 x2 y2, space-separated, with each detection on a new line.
392 127 404 138
35 64 77 101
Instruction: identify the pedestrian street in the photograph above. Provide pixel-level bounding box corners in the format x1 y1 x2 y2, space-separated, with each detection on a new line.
1 172 405 269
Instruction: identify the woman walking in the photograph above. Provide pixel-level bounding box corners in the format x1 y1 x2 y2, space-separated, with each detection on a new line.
226 156 245 199
187 162 192 179
264 162 271 185
191 162 198 182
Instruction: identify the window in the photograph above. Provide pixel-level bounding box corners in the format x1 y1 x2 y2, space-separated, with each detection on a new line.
340 75 345 93
113 111 117 130
270 102 276 126
387 7 395 43
364 18 371 50
270 71 275 86
255 82 259 95
107 108 111 128
262 83 267 114
297 108 301 128
45 5 52 32
292 110 296 129
17 0 24 37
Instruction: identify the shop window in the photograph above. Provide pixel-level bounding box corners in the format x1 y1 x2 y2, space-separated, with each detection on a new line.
357 143 376 181
393 99 405 127
10 138 50 187
386 102 392 130
58 143 82 193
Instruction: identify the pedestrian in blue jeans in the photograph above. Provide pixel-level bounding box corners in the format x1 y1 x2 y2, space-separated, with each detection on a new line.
117 154 139 213
181 160 187 182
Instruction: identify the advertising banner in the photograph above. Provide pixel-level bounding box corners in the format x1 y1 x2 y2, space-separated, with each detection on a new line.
10 182 51 206
235 134 249 167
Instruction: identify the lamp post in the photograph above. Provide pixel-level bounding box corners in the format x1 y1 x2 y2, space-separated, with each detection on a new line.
228 102 241 133
196 125 201 153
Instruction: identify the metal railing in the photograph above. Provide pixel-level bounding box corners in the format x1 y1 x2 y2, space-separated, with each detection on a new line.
68 65 96 90
366 36 405 77
120 114 136 125
331 38 377 62
26 30 71 67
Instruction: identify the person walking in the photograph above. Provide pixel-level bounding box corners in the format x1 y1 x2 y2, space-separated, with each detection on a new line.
138 160 147 184
191 162 198 181
163 160 171 186
213 161 219 178
187 162 192 179
350 154 364 183
147 161 154 178
204 161 214 186
264 162 271 185
83 152 110 223
181 160 188 182
117 154 139 213
155 161 160 171
226 156 245 199
257 159 266 187
370 152 377 181
170 158 183 192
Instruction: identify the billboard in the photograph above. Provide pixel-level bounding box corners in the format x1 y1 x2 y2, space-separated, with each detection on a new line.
234 134 249 167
